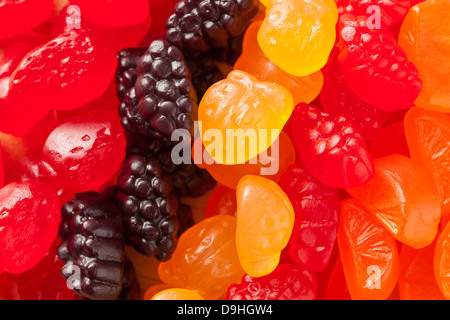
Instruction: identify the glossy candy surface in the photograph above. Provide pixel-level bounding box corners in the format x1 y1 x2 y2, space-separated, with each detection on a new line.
151 288 203 300
257 0 338 76
236 175 295 277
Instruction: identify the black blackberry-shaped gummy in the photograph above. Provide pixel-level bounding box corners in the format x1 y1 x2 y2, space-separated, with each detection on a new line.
116 48 147 101
57 191 125 301
117 259 141 300
132 40 198 139
165 0 259 57
115 153 180 261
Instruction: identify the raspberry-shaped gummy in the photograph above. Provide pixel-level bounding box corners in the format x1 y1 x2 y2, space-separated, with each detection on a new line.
57 191 125 300
0 181 60 274
130 40 198 139
227 264 317 300
165 0 259 57
337 14 422 111
115 154 180 261
290 103 374 188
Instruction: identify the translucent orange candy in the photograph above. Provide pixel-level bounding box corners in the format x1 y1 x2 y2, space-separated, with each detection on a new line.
158 215 244 300
234 21 324 105
236 175 295 277
346 154 441 249
404 107 450 216
150 288 204 300
399 0 450 112
198 70 294 165
192 131 296 189
434 221 450 299
338 199 400 300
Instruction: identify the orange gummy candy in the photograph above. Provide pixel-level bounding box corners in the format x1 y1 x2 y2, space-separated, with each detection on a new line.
399 0 450 112
338 199 400 300
434 221 450 299
158 215 244 300
234 20 324 105
198 70 293 165
236 175 295 277
404 107 450 216
193 131 296 189
346 154 441 249
151 288 204 300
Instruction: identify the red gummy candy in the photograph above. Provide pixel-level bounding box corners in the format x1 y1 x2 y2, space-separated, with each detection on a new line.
337 14 422 111
0 148 3 187
204 185 237 219
41 110 126 193
0 180 60 274
69 0 150 27
324 257 351 300
0 0 54 40
227 264 317 300
335 0 411 29
290 103 374 188
140 0 177 45
0 240 75 300
51 5 152 53
9 30 117 112
320 48 383 141
369 121 410 159
279 163 340 272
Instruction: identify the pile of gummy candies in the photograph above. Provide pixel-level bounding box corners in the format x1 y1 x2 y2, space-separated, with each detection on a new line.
0 0 449 301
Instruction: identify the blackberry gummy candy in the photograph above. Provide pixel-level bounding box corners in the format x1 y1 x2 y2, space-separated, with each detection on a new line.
0 181 60 274
58 191 126 300
165 0 260 57
115 154 180 261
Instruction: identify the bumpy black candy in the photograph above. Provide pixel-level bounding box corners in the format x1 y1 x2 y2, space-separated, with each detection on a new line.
165 0 259 57
57 191 125 301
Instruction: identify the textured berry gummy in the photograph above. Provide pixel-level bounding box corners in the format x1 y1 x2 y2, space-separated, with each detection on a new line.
9 30 117 112
165 0 259 57
41 110 126 194
0 181 60 274
114 154 180 261
57 191 125 300
124 40 198 139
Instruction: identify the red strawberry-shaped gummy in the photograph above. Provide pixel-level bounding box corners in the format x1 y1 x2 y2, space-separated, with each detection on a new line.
0 0 54 40
337 14 422 111
320 48 383 141
51 5 153 53
41 110 126 193
0 240 75 300
279 163 340 272
69 0 150 27
290 103 374 188
0 180 60 274
227 264 317 300
9 30 117 112
335 0 411 29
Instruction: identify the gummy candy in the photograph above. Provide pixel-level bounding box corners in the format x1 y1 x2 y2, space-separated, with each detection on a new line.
257 0 338 76
193 131 296 189
51 5 153 53
236 175 295 277
369 121 410 159
434 221 450 299
69 0 150 27
0 0 54 40
198 70 294 164
158 215 245 300
346 154 441 249
338 14 422 111
398 240 445 300
398 0 450 112
324 258 351 300
404 107 450 216
41 110 126 193
0 180 60 274
9 30 117 112
338 199 400 300
227 264 317 300
235 20 324 105
279 163 340 272
290 103 374 188
204 185 237 219
151 288 204 300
